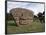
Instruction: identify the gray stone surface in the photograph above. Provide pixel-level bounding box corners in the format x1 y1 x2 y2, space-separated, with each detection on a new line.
10 8 33 26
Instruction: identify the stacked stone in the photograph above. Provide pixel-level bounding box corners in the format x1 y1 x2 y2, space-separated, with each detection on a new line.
10 8 33 26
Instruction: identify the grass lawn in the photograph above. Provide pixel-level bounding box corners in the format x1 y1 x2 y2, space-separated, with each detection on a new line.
7 20 45 34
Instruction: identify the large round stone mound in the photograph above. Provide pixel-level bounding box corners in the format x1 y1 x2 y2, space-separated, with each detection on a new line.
10 8 34 26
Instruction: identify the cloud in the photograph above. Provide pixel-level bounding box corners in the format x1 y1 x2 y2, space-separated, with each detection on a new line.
7 1 44 15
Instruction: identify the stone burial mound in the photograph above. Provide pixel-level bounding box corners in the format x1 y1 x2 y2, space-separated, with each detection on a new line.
10 8 33 26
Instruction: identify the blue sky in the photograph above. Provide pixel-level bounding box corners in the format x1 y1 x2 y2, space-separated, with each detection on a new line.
7 1 44 15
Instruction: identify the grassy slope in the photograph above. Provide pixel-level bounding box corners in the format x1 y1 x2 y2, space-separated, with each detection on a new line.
7 20 45 34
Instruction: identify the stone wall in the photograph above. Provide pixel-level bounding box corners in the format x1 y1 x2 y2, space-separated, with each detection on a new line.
10 8 33 26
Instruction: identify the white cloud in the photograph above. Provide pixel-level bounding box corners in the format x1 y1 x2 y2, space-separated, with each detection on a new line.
7 1 44 15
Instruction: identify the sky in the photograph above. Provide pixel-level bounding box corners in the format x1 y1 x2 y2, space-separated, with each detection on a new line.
7 1 44 15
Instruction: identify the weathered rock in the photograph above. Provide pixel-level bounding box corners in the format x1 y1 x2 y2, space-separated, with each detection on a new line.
10 8 33 26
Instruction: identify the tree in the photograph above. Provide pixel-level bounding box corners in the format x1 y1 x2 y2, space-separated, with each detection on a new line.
37 11 45 23
37 12 43 23
43 11 45 23
7 13 14 20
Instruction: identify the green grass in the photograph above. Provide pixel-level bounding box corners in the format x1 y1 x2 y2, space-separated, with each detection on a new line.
7 20 45 34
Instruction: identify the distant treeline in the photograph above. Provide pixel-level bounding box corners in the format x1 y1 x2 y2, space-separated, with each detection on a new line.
6 13 14 20
34 11 45 23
